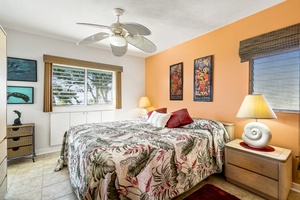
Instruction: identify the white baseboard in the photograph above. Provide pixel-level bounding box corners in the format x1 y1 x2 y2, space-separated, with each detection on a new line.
35 146 61 156
291 182 300 193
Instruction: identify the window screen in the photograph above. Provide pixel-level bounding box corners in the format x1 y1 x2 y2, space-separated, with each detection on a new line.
251 50 300 112
52 65 114 107
52 65 85 106
87 69 113 105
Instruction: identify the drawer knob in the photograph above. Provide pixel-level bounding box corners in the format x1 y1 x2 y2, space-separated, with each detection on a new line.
12 137 20 141
12 147 20 151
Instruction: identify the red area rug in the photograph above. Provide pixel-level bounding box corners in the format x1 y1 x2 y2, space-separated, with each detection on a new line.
183 184 240 200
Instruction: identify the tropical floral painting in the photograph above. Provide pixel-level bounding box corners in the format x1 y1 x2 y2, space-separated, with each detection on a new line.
55 118 229 200
194 55 213 102
170 62 183 100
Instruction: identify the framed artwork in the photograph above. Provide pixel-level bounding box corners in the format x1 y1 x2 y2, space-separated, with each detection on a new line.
170 62 183 100
7 57 37 82
7 86 34 104
194 55 213 102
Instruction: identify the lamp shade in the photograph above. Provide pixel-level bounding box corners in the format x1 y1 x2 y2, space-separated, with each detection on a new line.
236 94 277 119
138 96 151 108
110 35 127 47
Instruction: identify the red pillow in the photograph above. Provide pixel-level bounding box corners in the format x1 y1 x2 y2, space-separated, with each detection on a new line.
147 108 167 118
167 108 194 128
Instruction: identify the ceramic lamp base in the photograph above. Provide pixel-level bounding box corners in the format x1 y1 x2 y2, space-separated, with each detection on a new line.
242 121 272 149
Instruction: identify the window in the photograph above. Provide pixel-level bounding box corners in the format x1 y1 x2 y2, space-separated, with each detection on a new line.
251 50 300 112
43 55 122 112
53 66 85 106
52 65 114 106
87 69 113 105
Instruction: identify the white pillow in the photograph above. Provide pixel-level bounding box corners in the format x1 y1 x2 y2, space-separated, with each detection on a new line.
147 111 171 128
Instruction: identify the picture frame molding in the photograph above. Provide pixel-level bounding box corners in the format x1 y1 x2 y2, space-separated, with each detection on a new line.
193 55 213 102
170 62 183 101
7 86 34 104
7 57 37 82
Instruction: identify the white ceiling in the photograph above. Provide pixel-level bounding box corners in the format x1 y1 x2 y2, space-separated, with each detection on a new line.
0 0 284 58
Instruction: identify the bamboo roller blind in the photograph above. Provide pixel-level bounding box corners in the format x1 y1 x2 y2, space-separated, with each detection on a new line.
239 23 300 62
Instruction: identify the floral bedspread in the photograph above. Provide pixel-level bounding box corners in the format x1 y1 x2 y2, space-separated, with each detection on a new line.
55 118 229 200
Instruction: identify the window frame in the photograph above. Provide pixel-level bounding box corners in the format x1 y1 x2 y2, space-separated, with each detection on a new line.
43 55 122 112
249 50 300 113
52 64 86 106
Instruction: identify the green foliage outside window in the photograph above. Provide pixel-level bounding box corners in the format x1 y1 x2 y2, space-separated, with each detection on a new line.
52 65 113 106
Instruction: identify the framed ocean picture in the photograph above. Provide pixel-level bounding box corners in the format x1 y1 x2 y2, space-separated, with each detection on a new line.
7 57 37 82
7 86 34 104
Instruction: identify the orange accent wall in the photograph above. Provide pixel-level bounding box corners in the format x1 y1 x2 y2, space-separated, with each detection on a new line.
145 0 300 183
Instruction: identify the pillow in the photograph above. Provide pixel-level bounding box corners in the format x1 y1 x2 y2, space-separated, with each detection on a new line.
166 108 194 128
147 107 167 118
147 111 171 128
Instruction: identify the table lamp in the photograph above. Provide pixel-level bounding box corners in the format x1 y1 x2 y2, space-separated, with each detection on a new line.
138 96 151 117
236 94 277 149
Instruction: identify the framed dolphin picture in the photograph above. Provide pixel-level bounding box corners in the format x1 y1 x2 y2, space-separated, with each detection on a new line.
7 57 37 82
7 86 34 104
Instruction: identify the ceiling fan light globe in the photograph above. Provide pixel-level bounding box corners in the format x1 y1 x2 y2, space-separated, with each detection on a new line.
110 35 127 47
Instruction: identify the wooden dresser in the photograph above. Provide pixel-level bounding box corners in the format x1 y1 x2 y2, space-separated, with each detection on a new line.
0 25 7 200
225 139 292 200
7 123 35 162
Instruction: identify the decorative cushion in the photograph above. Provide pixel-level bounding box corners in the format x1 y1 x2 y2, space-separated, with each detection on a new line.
167 108 194 128
147 107 167 118
147 111 171 128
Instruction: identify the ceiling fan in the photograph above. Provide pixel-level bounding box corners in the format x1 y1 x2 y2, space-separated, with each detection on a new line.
77 8 157 57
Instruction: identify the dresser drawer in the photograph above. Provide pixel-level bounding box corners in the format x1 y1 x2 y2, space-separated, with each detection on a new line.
227 148 278 180
7 136 33 148
0 158 7 187
0 139 6 163
226 163 278 198
7 145 33 158
0 176 7 200
7 126 33 137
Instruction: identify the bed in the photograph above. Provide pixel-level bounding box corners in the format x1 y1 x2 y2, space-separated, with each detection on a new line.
55 110 234 200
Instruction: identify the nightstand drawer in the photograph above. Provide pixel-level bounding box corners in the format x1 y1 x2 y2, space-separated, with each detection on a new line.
226 164 278 198
7 146 33 158
7 126 33 137
7 123 35 162
227 148 278 180
7 136 33 148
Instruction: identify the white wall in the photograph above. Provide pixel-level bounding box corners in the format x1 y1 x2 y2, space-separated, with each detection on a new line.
5 28 146 155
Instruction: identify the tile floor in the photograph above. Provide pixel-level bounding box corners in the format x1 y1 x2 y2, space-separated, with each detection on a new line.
4 151 300 200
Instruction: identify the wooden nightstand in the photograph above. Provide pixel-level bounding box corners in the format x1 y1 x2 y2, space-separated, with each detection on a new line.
225 139 292 200
7 123 35 162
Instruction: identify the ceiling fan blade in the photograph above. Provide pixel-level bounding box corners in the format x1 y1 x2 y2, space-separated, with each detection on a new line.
77 32 109 46
127 35 157 53
76 22 109 29
121 23 151 36
110 43 128 57
77 8 155 55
